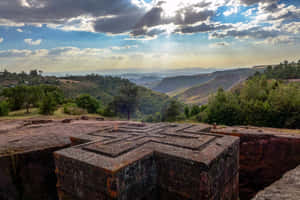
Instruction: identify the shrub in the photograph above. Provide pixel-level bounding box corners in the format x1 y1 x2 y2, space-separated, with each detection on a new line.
99 105 115 117
63 103 87 115
143 112 162 123
75 94 100 113
162 100 182 122
0 101 9 116
39 94 58 115
184 106 190 118
190 105 201 116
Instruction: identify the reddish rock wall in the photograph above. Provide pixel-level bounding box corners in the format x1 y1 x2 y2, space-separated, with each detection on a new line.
211 126 300 200
0 147 69 200
252 164 300 200
0 119 132 200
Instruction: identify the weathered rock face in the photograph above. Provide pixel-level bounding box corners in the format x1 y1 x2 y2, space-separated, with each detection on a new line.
0 147 64 200
55 123 240 200
211 126 300 200
252 165 300 200
0 120 141 200
4 119 299 200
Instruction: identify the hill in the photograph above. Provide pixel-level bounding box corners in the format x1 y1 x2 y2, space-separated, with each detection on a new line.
153 68 256 105
172 73 250 105
0 71 172 117
152 73 213 93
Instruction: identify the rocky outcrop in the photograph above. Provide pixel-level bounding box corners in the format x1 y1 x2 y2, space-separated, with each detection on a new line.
0 120 133 200
55 123 239 200
212 126 300 200
252 165 300 200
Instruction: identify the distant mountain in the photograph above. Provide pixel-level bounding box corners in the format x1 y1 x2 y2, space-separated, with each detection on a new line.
152 73 214 93
120 74 163 88
152 68 257 105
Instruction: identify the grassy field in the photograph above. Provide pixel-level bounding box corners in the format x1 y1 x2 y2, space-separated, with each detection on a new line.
0 107 104 120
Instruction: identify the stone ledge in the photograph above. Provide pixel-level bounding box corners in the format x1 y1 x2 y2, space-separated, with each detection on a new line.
252 165 300 200
211 126 300 200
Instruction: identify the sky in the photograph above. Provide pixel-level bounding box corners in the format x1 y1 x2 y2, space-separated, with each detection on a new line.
0 0 299 73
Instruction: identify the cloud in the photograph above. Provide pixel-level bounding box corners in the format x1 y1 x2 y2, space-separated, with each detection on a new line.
0 37 3 43
16 28 23 32
224 6 239 16
129 0 224 38
210 26 280 40
47 47 110 57
256 35 298 45
282 22 300 34
239 0 279 6
0 49 32 57
176 22 233 34
24 38 42 45
0 0 298 43
0 0 230 38
209 42 230 48
110 45 138 50
0 0 149 34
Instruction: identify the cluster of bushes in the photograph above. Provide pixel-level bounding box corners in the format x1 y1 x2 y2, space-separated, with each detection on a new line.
0 85 63 115
264 60 300 79
197 76 300 129
0 101 9 116
143 100 210 123
0 82 142 119
143 100 185 123
144 69 300 129
1 70 171 118
63 103 87 115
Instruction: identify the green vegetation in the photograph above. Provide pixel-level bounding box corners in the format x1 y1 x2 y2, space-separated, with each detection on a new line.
162 68 256 105
1 61 299 129
184 106 190 118
109 83 139 120
75 94 100 114
161 100 184 122
39 93 59 115
190 105 201 117
0 101 9 116
143 100 184 123
264 60 300 79
196 76 300 129
0 71 171 119
63 103 87 115
1 85 63 115
0 69 59 87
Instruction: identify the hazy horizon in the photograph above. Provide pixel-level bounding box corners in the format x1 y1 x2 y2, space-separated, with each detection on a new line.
30 66 254 77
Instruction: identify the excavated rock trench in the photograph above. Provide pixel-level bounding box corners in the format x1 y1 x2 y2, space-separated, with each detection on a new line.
211 126 300 200
0 119 299 200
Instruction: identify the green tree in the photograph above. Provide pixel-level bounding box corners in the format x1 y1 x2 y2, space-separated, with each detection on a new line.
162 100 182 122
24 86 42 113
203 88 244 126
39 93 58 115
75 94 100 113
190 105 201 116
63 103 87 115
112 83 139 120
1 85 62 113
2 85 27 110
0 101 9 116
184 106 190 118
100 103 116 117
29 69 39 76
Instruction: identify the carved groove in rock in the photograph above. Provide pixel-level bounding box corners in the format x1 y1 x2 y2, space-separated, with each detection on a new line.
55 123 240 200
